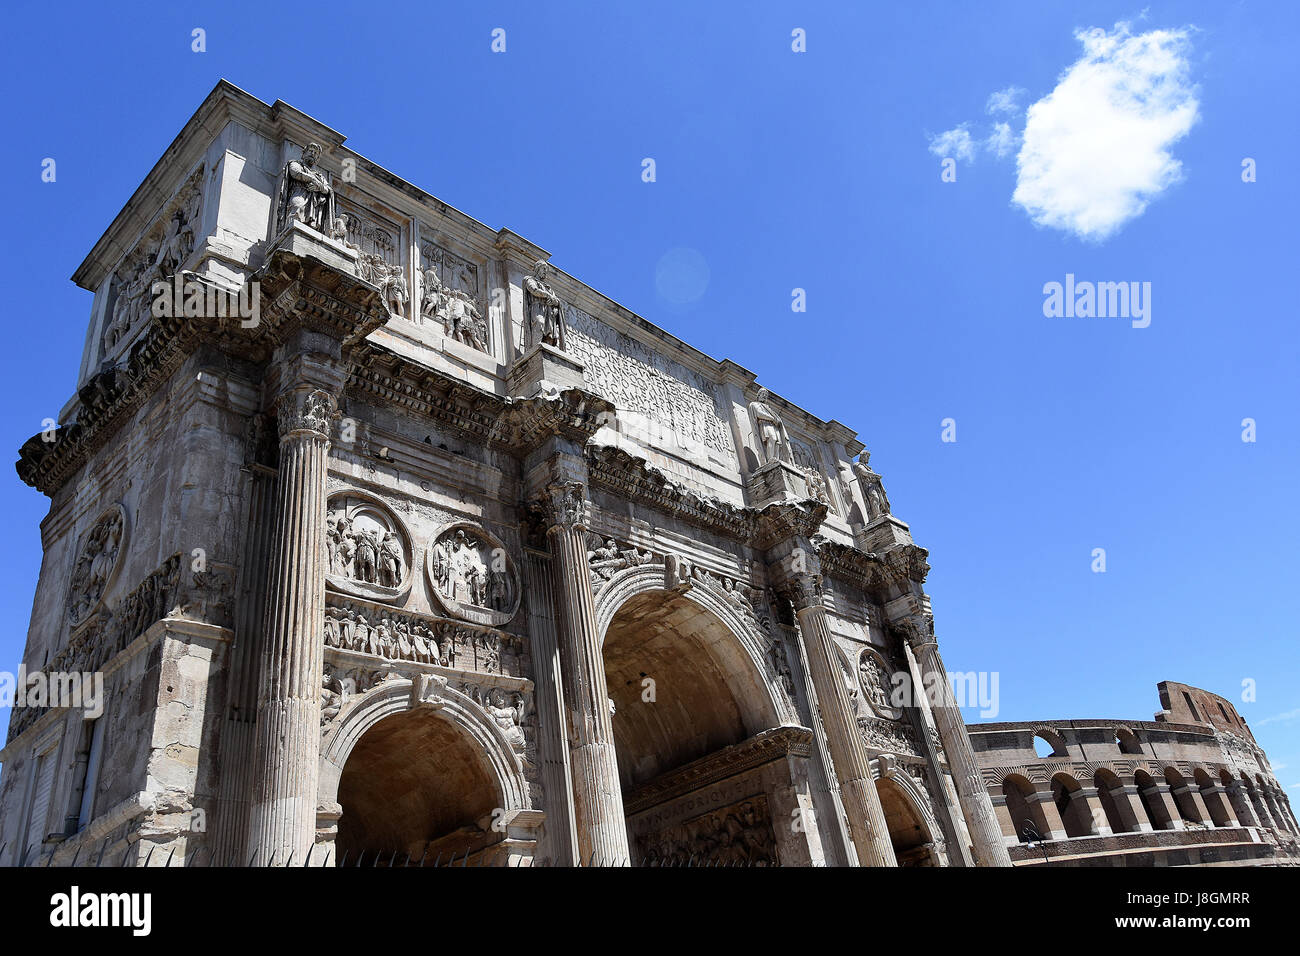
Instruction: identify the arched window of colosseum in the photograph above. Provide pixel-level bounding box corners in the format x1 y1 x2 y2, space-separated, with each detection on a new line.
1115 728 1143 754
1002 774 1050 844
1134 770 1174 831
1051 772 1095 838
1032 730 1065 759
1093 769 1132 833
1163 768 1204 827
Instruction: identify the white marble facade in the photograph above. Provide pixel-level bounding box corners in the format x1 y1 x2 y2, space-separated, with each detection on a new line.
0 81 1008 867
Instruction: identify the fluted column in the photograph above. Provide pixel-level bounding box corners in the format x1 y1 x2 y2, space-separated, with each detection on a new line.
900 617 1013 866
789 574 896 866
539 480 629 866
247 386 335 866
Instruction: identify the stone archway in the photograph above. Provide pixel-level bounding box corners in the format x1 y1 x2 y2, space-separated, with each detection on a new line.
875 762 942 866
318 678 539 866
593 563 816 865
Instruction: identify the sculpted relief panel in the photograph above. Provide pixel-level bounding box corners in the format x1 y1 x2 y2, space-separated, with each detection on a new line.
857 645 904 721
565 308 735 462
426 523 521 626
325 494 413 601
790 439 837 514
103 166 204 355
418 236 488 353
67 504 128 627
333 200 407 315
323 598 521 676
636 795 778 867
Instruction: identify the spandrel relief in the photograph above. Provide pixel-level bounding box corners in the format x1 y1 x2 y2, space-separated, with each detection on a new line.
425 522 521 626
325 494 413 602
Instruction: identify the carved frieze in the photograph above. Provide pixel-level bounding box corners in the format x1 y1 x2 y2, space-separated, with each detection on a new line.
11 553 232 745
585 534 653 587
425 522 520 626
324 493 413 602
324 596 522 676
67 504 128 627
860 714 922 758
636 795 779 867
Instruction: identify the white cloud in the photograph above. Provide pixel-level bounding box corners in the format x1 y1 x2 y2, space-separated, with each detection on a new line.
1012 21 1200 241
986 122 1017 159
1258 707 1300 727
985 86 1026 116
928 124 976 163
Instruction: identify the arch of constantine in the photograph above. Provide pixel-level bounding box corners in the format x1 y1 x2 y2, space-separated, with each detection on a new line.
0 82 1287 870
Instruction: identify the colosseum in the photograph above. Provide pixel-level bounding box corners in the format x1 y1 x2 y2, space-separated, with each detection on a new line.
0 82 1291 870
971 681 1299 866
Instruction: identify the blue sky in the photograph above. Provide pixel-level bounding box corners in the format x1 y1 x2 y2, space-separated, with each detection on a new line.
0 2 1295 788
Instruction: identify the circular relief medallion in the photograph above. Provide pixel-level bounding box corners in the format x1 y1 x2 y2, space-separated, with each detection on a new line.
425 521 520 626
858 645 904 720
325 493 413 602
67 503 129 627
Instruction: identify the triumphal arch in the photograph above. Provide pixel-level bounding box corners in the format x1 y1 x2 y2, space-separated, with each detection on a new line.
0 81 1009 867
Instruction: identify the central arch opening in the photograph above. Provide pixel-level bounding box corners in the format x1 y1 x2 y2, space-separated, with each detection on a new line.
603 589 785 865
335 709 501 865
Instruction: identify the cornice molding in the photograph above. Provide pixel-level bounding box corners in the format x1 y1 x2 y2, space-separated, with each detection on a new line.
622 726 813 817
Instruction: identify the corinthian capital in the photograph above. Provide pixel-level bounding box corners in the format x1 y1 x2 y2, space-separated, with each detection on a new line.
787 572 824 611
536 480 589 534
890 614 936 651
277 387 336 440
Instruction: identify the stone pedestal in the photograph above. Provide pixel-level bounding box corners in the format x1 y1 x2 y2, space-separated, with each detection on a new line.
508 343 587 398
746 459 809 508
854 514 914 552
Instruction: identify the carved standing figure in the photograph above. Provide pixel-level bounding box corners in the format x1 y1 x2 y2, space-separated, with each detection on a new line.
353 529 378 584
748 388 793 464
378 531 404 588
421 268 447 328
381 263 408 316
853 453 891 520
276 142 333 234
524 259 565 350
